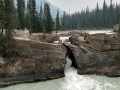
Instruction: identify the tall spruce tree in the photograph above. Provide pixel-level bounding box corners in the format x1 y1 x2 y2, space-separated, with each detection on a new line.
109 0 113 27
17 0 25 29
27 0 37 32
56 9 59 30
103 0 106 27
0 0 5 33
4 0 14 36
43 2 53 33
4 0 15 59
96 3 99 28
39 2 43 32
26 12 32 34
116 3 119 24
62 12 66 30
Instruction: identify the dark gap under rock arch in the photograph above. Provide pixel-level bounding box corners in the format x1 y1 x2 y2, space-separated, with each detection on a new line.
63 44 77 69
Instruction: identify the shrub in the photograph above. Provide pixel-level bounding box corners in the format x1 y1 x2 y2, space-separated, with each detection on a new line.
42 27 46 42
0 73 7 78
0 33 7 56
115 52 120 63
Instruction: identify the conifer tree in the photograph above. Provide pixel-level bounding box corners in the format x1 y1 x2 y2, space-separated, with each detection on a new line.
26 12 32 34
103 0 106 27
17 0 25 29
56 9 59 30
116 3 119 24
43 2 53 33
96 3 99 28
4 0 15 58
0 0 5 33
27 0 37 32
62 12 66 30
109 0 113 28
4 0 14 36
39 2 43 32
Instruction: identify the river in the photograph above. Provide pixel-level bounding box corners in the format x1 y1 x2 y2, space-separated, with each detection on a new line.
0 57 120 90
0 35 120 90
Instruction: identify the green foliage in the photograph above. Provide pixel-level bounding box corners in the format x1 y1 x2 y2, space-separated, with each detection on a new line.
0 0 5 29
115 52 120 63
27 0 37 32
56 9 60 30
42 26 46 42
62 12 66 30
26 12 32 34
0 33 7 56
31 71 36 74
61 1 120 30
0 72 7 78
43 2 53 33
17 0 25 29
118 20 120 34
4 0 15 36
96 3 99 28
0 32 6 42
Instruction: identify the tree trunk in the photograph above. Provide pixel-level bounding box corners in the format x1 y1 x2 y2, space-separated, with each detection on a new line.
2 28 3 34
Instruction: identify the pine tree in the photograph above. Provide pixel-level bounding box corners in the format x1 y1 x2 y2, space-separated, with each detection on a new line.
4 0 15 59
62 12 66 30
39 2 43 32
118 20 120 34
42 26 46 42
56 9 59 30
109 0 113 28
43 2 53 33
13 7 18 29
86 6 89 28
17 0 25 29
4 0 14 36
96 3 99 28
103 0 106 27
26 12 32 34
27 0 37 32
116 3 119 24
0 0 5 33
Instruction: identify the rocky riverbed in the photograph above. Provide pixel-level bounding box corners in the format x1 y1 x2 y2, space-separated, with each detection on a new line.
0 30 120 87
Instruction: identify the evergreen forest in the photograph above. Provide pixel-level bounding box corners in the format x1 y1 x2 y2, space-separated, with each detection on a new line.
0 0 120 34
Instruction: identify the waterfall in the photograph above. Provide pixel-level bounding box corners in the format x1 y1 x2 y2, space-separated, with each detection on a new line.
65 56 72 71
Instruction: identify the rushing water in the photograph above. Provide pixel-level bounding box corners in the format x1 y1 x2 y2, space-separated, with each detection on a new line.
0 57 120 90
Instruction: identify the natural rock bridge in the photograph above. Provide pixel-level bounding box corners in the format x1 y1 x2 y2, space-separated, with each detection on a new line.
0 33 120 87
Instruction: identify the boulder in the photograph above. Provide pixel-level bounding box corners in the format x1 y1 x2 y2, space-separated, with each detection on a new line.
67 33 120 77
69 34 85 46
45 34 59 43
0 39 67 87
31 34 59 43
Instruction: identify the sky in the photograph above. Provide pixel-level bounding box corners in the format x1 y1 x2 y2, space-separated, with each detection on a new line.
47 0 120 13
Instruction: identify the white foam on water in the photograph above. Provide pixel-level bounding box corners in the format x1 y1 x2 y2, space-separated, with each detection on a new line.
59 57 101 90
88 30 115 35
60 36 70 43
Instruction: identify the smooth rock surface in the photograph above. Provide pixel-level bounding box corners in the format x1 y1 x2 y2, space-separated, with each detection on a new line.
0 40 67 87
68 33 120 77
